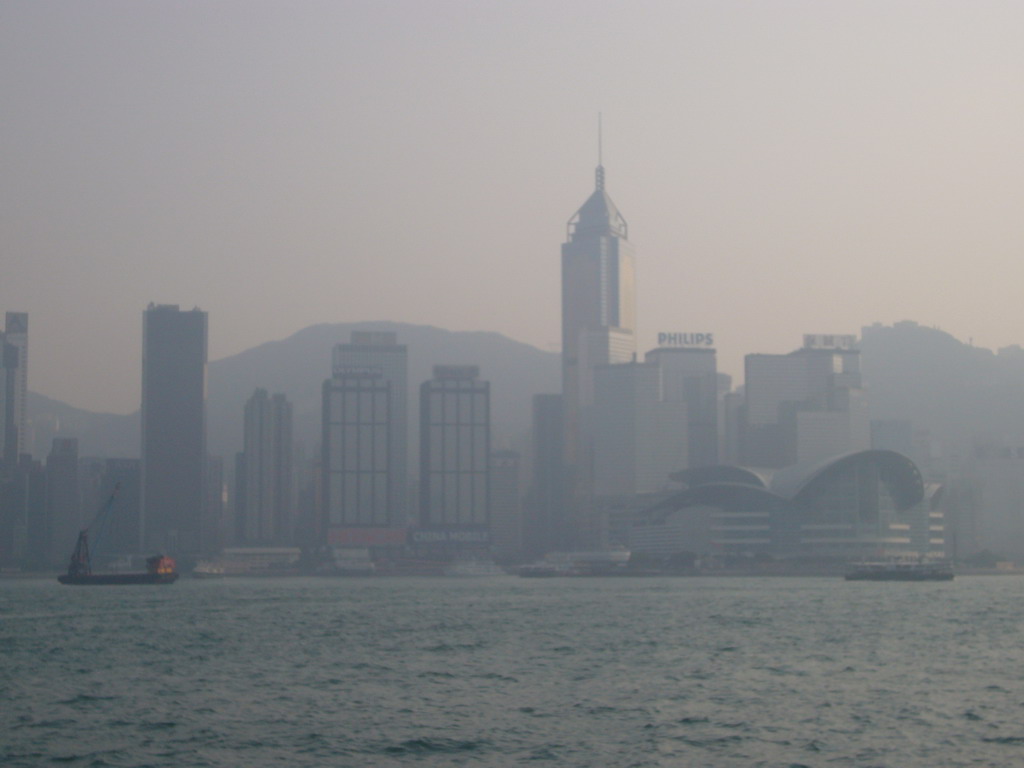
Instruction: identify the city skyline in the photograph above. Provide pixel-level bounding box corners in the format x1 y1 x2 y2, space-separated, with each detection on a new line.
6 2 1024 414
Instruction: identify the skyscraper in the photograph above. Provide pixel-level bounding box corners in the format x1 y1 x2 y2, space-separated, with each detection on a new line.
322 331 408 543
489 450 522 560
524 394 568 556
239 389 294 545
45 438 80 565
1 312 28 465
646 345 720 468
0 454 44 569
419 365 490 529
561 161 636 466
140 304 208 555
98 459 142 557
560 145 636 549
742 334 869 467
591 361 687 496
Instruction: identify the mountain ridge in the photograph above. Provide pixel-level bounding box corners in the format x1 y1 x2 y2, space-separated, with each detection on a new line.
29 321 561 462
27 320 1024 469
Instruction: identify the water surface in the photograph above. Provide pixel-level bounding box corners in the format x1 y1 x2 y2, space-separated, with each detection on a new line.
3 575 1024 766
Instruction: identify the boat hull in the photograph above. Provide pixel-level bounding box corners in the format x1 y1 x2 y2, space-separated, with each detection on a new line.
844 572 953 582
844 564 954 582
57 572 179 585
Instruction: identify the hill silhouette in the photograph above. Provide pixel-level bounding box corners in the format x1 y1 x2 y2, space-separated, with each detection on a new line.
27 392 138 459
30 321 561 461
861 321 1024 451
206 321 560 461
29 320 1024 467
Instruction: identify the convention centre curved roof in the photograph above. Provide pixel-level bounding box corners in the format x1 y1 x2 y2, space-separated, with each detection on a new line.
646 449 925 520
771 449 924 510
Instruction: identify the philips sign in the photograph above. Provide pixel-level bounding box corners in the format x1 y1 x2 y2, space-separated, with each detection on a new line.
658 332 714 348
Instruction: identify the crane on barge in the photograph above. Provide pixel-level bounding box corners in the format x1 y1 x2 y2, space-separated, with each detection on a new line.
58 484 178 585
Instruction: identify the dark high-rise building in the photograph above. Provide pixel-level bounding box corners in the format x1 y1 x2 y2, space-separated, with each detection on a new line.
239 389 294 544
419 366 490 529
323 373 391 530
204 455 225 555
140 304 208 556
75 457 142 561
489 450 522 561
46 438 80 565
326 332 408 524
99 459 142 557
524 393 568 557
1 312 28 465
322 332 408 548
0 454 44 569
233 451 246 546
292 442 320 548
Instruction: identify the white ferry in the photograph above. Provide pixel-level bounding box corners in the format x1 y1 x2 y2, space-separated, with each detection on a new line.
844 559 954 581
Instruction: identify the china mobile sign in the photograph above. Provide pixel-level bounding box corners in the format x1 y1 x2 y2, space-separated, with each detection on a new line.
409 528 491 546
658 332 715 348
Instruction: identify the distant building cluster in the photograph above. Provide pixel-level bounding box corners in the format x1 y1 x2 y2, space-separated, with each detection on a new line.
6 156 1024 573
546 160 934 567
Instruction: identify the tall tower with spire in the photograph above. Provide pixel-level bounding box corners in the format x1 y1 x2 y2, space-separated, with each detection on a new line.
560 128 636 547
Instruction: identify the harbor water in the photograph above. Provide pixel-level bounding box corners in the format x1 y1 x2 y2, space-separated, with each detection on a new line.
3 574 1024 767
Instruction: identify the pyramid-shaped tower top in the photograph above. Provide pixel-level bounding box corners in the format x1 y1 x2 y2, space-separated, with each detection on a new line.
567 118 628 241
567 164 628 241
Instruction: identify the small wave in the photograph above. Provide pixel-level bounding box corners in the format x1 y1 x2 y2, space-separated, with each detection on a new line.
423 641 483 652
50 751 127 766
20 718 75 730
1 751 45 767
982 736 1024 744
57 694 118 705
575 704 617 715
473 672 518 682
380 737 488 755
766 665 805 676
524 744 563 760
676 734 745 748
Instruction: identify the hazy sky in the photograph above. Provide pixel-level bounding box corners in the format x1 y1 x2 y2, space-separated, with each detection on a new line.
4 1 1024 414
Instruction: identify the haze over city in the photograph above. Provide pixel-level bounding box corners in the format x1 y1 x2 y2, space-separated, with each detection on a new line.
4 1 1024 414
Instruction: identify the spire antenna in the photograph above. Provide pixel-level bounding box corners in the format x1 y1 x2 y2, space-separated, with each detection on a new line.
595 112 605 190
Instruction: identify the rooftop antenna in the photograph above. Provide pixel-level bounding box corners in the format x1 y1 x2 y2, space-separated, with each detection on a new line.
596 112 605 191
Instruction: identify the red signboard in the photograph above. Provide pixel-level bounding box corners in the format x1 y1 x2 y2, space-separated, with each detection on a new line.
328 527 408 547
